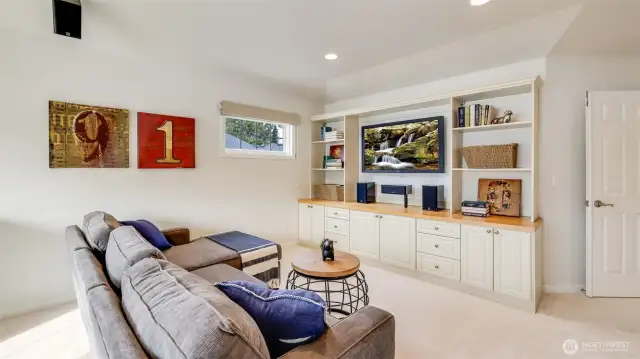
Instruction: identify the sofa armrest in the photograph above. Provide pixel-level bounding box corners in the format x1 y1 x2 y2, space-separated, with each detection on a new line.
161 227 191 246
279 306 395 359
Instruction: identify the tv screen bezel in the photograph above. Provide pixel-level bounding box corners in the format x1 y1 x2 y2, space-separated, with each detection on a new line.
361 116 445 174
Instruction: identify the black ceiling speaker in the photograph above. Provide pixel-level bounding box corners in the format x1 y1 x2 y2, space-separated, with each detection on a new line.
53 0 81 39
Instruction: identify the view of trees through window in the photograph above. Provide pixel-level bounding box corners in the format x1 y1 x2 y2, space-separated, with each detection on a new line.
225 117 284 151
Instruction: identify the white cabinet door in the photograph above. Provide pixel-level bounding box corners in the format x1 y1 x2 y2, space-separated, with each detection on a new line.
494 229 532 300
310 205 325 245
379 214 416 270
349 211 379 260
298 204 312 243
461 225 494 290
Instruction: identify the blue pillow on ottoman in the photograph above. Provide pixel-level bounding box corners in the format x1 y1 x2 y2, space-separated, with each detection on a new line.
120 220 173 251
215 281 327 358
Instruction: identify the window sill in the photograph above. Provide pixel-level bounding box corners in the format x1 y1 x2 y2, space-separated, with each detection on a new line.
221 150 295 160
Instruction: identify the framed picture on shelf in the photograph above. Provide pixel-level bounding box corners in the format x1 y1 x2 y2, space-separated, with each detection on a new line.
477 179 521 217
329 144 344 160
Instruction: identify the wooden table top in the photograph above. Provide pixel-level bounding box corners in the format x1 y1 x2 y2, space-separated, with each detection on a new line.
291 251 360 278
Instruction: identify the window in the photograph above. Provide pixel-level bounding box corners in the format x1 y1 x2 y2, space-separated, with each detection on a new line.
222 116 295 158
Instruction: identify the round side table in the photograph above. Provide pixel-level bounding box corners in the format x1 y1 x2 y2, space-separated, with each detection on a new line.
286 251 369 317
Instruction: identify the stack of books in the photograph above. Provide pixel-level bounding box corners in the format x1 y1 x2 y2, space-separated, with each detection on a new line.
320 126 332 140
457 105 493 128
324 156 343 169
324 130 344 141
461 201 490 217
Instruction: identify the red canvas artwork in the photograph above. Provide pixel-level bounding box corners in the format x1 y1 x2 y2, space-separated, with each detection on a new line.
137 112 195 169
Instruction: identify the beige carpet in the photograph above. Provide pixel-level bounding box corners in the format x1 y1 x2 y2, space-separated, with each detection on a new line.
1 244 638 359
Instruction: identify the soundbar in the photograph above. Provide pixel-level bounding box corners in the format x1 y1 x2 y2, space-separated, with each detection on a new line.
381 185 413 208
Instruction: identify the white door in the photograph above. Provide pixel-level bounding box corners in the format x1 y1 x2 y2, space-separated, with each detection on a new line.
298 204 311 243
379 214 416 270
494 229 531 300
310 205 325 245
349 211 379 260
587 91 640 297
461 225 494 290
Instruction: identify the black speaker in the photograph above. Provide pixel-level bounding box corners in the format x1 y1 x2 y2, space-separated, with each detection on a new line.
53 0 82 39
357 182 376 203
422 185 445 212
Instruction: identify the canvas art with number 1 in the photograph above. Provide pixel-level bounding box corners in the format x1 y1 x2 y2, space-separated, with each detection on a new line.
137 112 195 169
49 101 130 168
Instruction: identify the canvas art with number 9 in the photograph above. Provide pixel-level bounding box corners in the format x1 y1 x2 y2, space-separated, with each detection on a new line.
137 112 195 169
49 101 129 168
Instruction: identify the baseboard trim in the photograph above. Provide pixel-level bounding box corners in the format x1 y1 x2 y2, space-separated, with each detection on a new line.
542 284 584 293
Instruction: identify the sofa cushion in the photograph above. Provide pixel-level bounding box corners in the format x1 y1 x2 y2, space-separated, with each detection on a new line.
83 211 121 253
121 258 269 359
163 238 240 271
215 281 327 358
70 246 148 359
120 220 173 250
105 226 165 289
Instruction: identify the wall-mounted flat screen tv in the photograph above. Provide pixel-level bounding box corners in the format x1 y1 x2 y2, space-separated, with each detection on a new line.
362 116 445 173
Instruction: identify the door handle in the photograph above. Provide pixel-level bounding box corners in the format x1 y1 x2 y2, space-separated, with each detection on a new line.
594 200 614 208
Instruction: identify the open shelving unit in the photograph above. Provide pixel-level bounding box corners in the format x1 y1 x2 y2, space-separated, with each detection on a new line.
308 77 540 222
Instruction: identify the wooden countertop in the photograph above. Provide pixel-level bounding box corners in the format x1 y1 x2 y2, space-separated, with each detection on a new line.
299 199 542 232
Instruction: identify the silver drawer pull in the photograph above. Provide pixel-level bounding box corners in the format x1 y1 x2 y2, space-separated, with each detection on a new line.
486 229 492 234
334 212 338 215
494 229 500 235
334 225 338 228
434 244 439 248
434 265 439 269
434 226 439 230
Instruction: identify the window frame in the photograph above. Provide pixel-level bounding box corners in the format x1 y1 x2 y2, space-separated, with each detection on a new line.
220 115 296 160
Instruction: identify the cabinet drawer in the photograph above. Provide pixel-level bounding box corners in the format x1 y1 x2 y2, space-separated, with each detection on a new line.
325 232 349 252
417 219 460 238
417 233 460 260
325 218 349 236
417 253 460 281
326 207 350 221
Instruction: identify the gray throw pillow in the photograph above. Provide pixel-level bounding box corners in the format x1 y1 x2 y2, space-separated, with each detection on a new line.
105 226 165 289
83 211 120 253
121 258 269 359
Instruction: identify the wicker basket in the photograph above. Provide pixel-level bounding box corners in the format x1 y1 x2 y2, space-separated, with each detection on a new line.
314 184 344 201
460 144 518 169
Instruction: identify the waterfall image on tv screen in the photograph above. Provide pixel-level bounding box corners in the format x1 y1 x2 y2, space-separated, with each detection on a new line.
362 116 444 173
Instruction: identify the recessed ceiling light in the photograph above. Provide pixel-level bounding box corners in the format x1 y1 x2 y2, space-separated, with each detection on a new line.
470 0 492 5
325 53 338 60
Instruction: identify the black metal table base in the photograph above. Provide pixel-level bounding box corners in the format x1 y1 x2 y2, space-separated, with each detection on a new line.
286 270 369 317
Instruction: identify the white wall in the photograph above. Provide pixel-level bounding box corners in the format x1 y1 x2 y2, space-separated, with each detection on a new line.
540 55 640 292
0 29 317 319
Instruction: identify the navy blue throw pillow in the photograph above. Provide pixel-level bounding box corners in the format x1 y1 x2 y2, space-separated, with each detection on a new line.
215 281 327 358
120 220 173 251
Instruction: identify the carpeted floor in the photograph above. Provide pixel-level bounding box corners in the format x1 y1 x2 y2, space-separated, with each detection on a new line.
1 244 638 359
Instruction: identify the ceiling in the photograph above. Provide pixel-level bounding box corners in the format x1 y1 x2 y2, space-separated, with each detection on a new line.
2 0 638 100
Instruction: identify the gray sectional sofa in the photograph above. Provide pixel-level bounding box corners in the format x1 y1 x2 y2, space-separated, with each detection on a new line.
66 211 395 359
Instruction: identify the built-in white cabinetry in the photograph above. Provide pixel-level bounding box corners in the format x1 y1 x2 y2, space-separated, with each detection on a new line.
298 201 541 312
349 211 380 260
298 204 325 245
325 207 350 252
461 225 494 291
379 215 416 270
493 229 532 300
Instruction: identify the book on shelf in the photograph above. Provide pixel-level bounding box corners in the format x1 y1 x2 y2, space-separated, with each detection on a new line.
484 105 492 125
474 104 481 127
464 106 470 127
461 212 489 218
458 106 465 128
462 201 489 208
462 207 489 215
320 126 332 140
